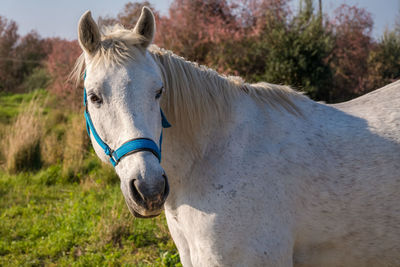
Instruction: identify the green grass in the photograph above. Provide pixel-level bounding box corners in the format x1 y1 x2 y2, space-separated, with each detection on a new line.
0 167 181 266
0 90 47 125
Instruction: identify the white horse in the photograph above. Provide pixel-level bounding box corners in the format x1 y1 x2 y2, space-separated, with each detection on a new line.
74 7 400 266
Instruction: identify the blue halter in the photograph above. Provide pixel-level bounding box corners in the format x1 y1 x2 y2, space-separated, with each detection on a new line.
83 73 171 167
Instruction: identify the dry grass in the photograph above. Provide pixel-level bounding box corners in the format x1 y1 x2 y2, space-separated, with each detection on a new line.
0 125 6 165
41 132 64 166
41 110 68 166
62 114 89 176
3 96 44 173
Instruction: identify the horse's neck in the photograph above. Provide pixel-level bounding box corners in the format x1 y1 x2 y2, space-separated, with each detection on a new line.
153 47 235 192
161 104 227 208
160 90 296 210
152 47 314 211
159 86 238 212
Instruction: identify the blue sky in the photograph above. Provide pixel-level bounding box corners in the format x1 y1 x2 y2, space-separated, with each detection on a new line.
0 0 398 40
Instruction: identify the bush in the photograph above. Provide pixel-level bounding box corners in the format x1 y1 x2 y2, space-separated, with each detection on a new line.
366 30 400 90
33 164 62 185
22 67 50 92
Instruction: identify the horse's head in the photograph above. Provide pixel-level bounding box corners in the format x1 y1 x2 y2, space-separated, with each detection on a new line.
77 7 169 218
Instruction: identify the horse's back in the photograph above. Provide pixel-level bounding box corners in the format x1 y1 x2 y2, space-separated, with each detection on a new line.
334 80 400 110
295 81 400 266
333 80 400 142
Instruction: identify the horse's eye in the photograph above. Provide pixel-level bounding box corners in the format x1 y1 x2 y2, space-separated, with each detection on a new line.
89 94 102 104
155 87 164 99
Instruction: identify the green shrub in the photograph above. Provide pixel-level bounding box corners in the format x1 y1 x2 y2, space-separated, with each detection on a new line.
157 251 182 266
22 67 50 92
33 164 62 185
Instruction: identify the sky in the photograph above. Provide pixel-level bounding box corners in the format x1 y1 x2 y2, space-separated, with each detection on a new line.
0 0 398 40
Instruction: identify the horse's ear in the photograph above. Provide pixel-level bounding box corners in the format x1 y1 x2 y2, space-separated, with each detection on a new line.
133 6 155 48
78 10 101 55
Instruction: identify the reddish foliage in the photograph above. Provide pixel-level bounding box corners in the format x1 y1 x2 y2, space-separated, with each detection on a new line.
229 0 290 34
156 0 245 63
13 31 48 86
45 38 82 110
98 1 158 29
155 0 290 75
0 16 48 92
0 16 19 91
96 0 289 74
117 1 158 28
330 4 374 101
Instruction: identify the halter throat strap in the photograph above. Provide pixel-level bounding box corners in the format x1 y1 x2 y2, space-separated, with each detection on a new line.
83 74 171 167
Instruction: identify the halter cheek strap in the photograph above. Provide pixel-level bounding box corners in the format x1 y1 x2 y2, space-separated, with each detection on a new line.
83 73 171 167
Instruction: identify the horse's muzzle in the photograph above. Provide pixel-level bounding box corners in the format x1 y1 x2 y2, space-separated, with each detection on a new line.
127 173 169 217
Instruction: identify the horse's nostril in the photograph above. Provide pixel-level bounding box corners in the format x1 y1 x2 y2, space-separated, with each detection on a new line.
130 179 146 206
162 173 170 201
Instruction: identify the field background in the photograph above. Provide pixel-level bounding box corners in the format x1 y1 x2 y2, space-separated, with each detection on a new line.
1 0 400 266
0 91 180 266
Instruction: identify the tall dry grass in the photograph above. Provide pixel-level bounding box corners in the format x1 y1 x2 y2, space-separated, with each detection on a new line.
41 110 68 166
3 97 43 173
0 125 6 165
62 114 89 177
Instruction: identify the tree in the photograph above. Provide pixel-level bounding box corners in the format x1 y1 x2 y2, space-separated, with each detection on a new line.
45 38 82 110
98 1 157 29
204 0 290 76
0 16 19 91
0 16 48 92
228 0 333 101
367 30 400 90
271 1 332 100
13 31 48 90
156 0 241 63
330 4 373 101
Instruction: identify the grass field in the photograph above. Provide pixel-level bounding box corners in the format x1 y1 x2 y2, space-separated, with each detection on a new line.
0 91 181 266
0 165 180 266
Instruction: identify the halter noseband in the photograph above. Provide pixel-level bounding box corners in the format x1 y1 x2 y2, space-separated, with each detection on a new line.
83 72 171 167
